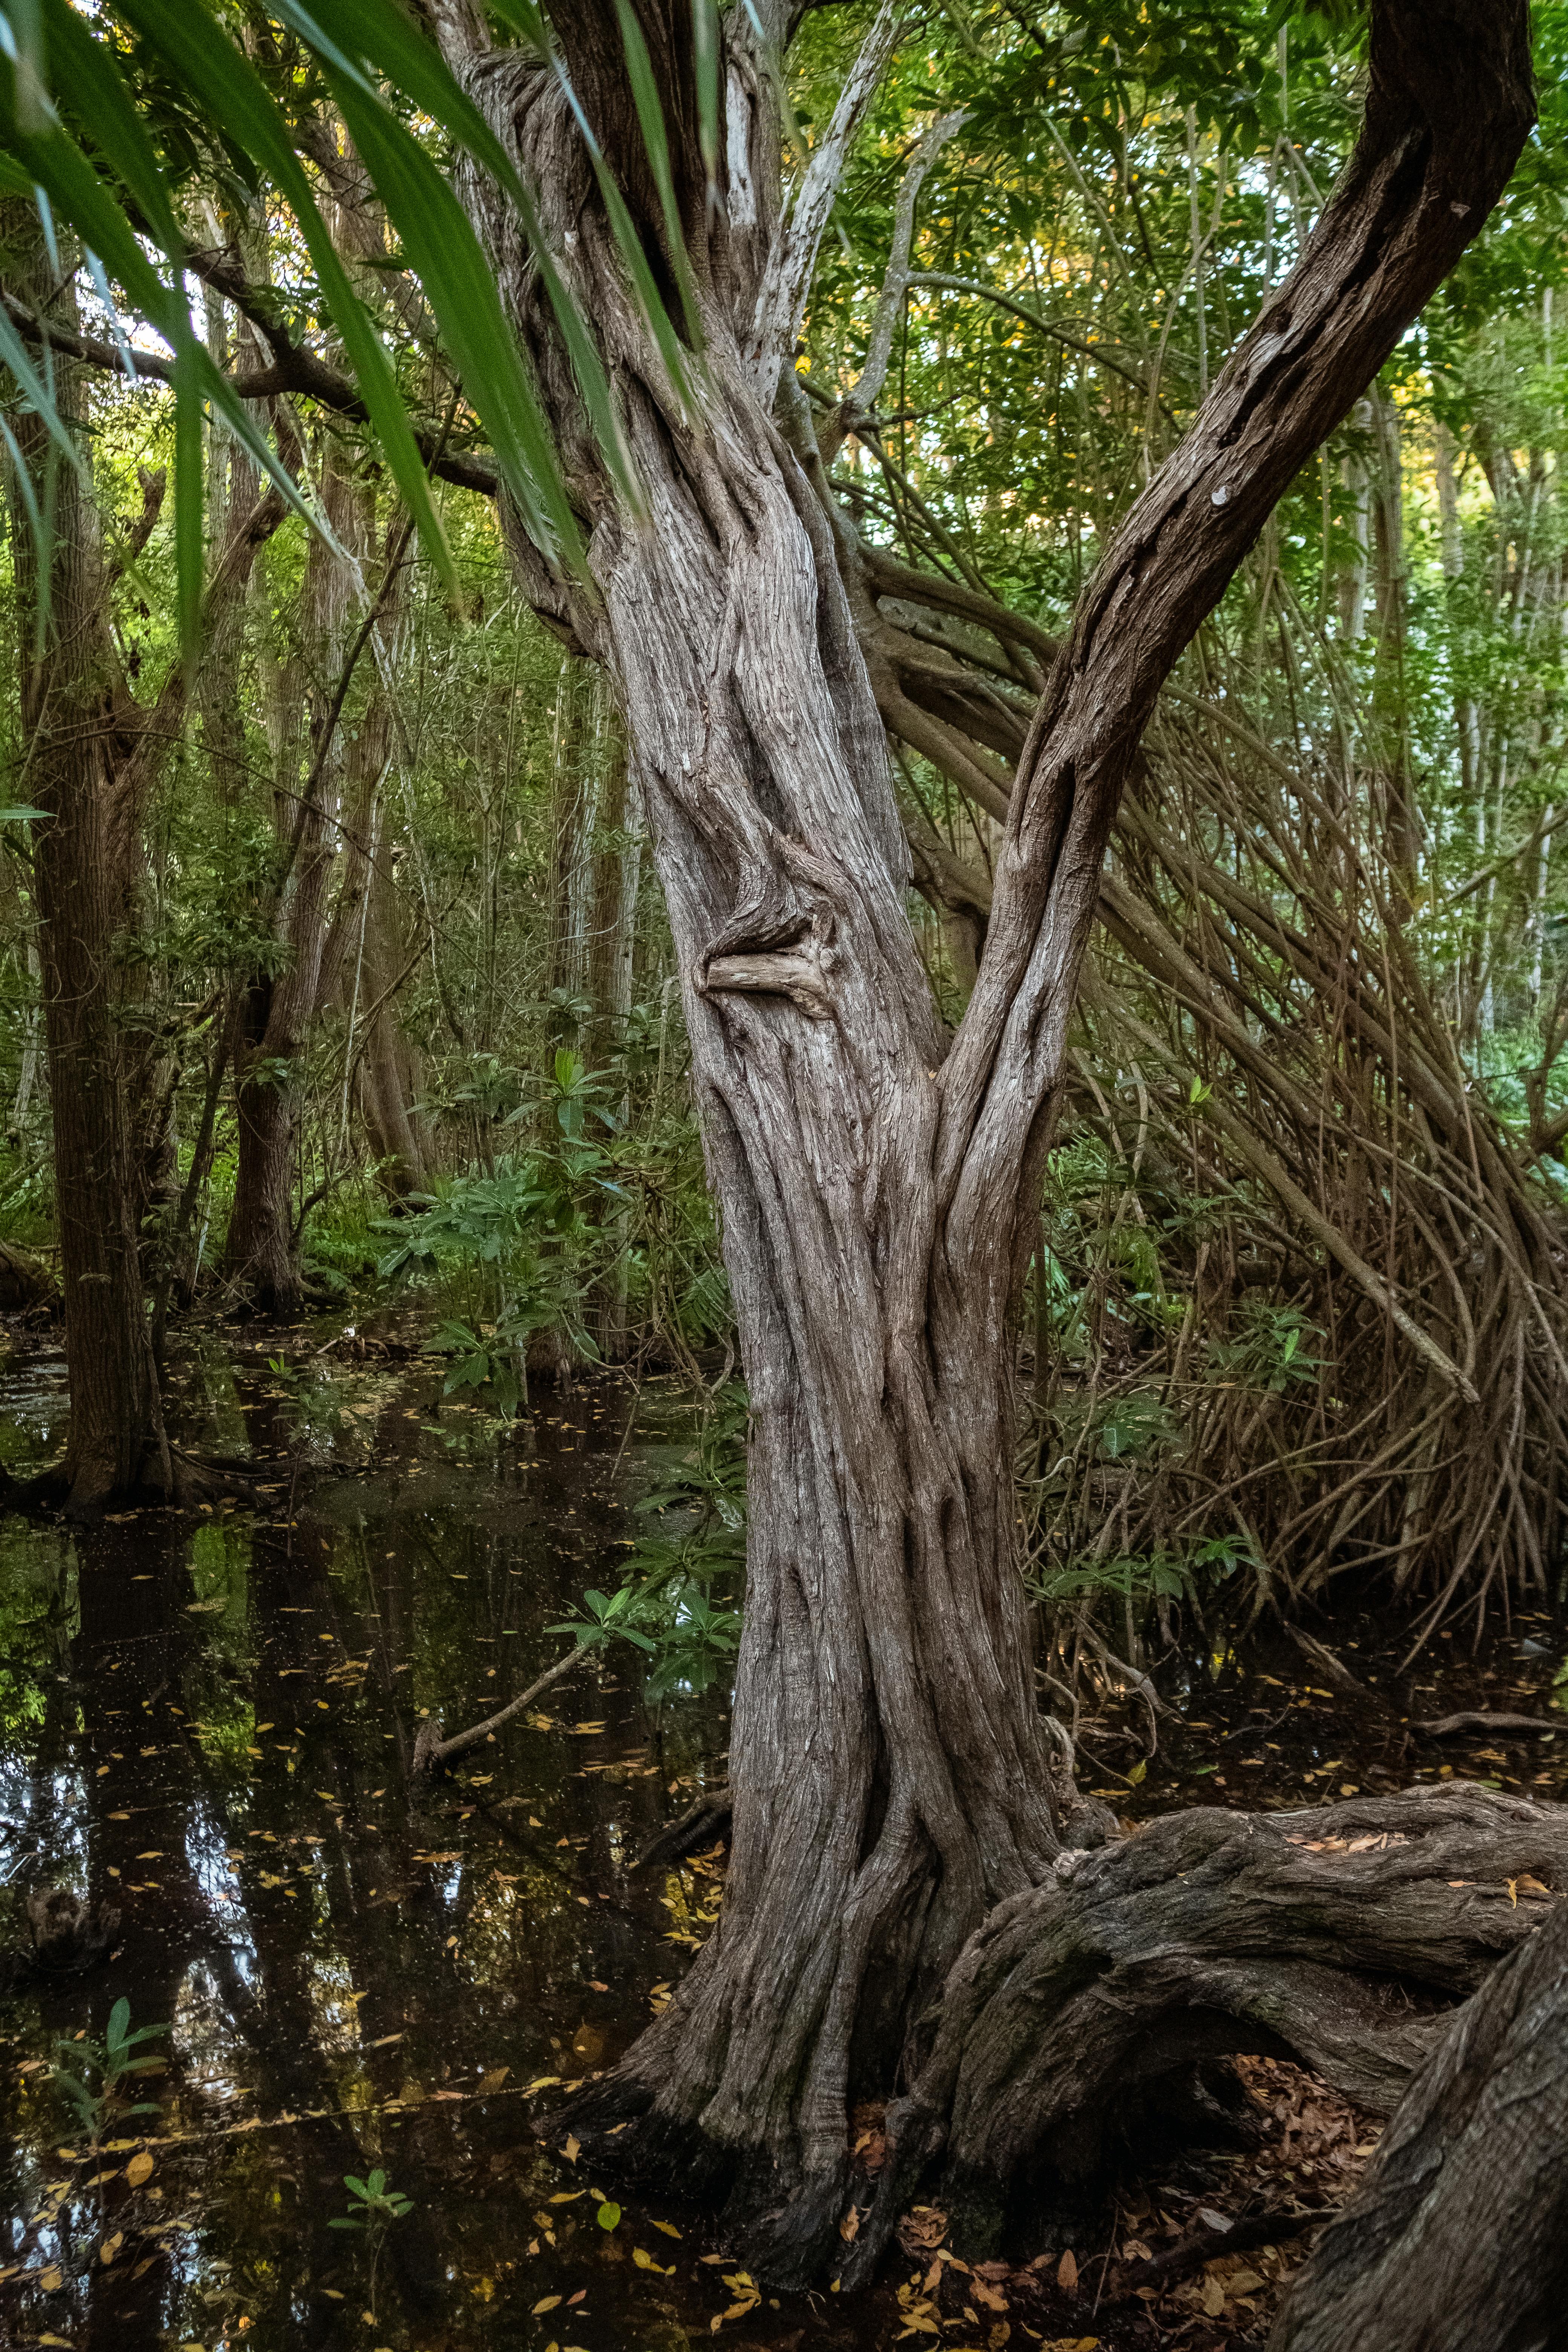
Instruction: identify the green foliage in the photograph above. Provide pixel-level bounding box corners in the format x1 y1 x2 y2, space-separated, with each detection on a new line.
329 2168 413 2231
549 1391 747 1700
52 1999 168 2147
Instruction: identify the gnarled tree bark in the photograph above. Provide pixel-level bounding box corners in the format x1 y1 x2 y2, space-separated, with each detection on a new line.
841 1781 1568 2282
1268 1862 1568 2352
424 0 1534 2283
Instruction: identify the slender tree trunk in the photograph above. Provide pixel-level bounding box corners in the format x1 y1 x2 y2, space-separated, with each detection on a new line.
2 209 173 1511
435 0 1533 2280
224 440 356 1312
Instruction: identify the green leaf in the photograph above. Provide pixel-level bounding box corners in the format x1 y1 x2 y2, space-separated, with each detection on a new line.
598 2200 622 2229
274 0 641 522
110 0 458 597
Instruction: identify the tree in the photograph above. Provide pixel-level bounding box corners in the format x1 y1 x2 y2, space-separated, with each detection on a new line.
0 0 1541 2288
1 201 283 1513
419 0 1534 2275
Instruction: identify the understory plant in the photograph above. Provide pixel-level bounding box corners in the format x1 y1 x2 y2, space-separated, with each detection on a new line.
551 1389 747 1700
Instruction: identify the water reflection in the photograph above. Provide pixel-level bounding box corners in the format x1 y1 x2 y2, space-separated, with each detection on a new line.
0 1355 770 2352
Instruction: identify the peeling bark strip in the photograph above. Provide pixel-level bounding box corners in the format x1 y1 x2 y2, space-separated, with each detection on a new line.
429 0 1534 2285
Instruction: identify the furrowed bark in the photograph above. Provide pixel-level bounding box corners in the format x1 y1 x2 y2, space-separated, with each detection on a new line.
842 1782 1568 2285
429 0 1534 2286
1270 1845 1568 2352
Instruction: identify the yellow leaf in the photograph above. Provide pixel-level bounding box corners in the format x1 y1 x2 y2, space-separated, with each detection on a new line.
649 2217 682 2237
562 2135 580 2163
633 2247 674 2274
548 2191 586 2204
126 2151 155 2187
100 2231 124 2264
477 2067 510 2094
532 2295 562 2314
524 2075 563 2094
1202 2271 1226 2316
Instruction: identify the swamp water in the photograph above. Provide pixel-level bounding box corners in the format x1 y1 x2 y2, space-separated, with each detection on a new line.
2 1330 1566 2352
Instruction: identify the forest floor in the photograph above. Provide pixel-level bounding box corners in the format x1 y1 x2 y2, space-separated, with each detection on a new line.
1 1312 1564 2351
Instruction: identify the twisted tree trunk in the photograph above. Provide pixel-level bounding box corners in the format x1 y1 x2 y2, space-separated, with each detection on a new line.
430 0 1533 2281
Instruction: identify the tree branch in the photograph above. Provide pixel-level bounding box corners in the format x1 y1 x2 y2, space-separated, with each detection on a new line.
746 0 901 397
936 0 1536 1279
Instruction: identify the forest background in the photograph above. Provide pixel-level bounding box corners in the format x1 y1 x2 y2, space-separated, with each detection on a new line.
2 0 1566 1671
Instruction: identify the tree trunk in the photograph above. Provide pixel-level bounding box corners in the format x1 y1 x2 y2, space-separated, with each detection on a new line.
224 439 356 1313
433 0 1534 2280
2 207 174 1512
839 1781 1568 2280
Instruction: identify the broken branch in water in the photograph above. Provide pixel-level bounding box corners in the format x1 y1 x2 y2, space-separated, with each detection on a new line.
411 1645 587 1778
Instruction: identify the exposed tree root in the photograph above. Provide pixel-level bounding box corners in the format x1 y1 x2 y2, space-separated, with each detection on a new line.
1271 1869 1568 2351
833 1783 1566 2289
0 1446 257 1519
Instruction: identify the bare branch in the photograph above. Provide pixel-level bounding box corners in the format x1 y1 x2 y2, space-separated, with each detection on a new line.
746 0 900 398
849 110 969 415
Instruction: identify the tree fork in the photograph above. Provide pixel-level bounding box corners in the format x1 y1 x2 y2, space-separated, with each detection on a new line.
425 0 1539 2286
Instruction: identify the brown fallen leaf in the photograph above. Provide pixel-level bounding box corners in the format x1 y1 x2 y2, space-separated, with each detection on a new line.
1058 2249 1079 2292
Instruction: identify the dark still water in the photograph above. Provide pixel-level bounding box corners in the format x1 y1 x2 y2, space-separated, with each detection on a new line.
0 1339 824 2352
4 1331 1566 2352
